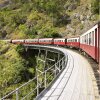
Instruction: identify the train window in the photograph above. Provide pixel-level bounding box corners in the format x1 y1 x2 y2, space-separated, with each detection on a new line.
75 39 77 42
84 36 85 43
83 36 84 43
86 34 88 44
85 35 86 44
87 34 89 44
81 37 83 43
92 31 94 46
88 34 90 45
82 36 84 44
89 32 92 45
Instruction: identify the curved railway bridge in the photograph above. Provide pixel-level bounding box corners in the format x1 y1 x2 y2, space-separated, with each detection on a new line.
1 45 100 100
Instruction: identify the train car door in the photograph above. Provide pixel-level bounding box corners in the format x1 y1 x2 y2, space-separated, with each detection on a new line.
95 25 99 63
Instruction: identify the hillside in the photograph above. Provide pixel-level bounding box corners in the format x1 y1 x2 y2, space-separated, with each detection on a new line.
0 0 99 98
0 0 99 39
0 41 38 97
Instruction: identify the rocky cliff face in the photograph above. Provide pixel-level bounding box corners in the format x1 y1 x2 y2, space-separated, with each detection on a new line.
0 0 11 8
61 0 99 38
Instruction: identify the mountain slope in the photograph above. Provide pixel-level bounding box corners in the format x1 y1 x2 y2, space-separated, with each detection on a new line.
0 0 99 39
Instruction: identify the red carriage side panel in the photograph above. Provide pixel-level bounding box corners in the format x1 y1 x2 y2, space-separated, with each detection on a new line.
39 38 54 45
80 24 99 61
12 40 25 44
25 39 39 44
54 38 66 45
67 42 80 48
54 41 66 45
67 37 80 48
80 44 95 59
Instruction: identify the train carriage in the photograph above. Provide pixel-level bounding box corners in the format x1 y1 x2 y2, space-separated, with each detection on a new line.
39 38 54 45
9 22 100 73
54 38 67 46
80 23 99 63
11 39 25 44
25 39 39 44
67 37 80 48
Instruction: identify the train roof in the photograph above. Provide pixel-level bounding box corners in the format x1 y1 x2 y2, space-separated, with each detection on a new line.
39 38 53 40
25 39 39 40
80 23 98 37
67 37 79 40
54 38 66 40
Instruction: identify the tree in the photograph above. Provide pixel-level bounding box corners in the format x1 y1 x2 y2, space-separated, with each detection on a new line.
91 0 99 14
16 44 25 55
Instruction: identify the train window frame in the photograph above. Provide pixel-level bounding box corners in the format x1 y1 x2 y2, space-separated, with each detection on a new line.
89 32 92 45
85 35 86 44
75 39 77 42
92 31 95 46
87 33 89 45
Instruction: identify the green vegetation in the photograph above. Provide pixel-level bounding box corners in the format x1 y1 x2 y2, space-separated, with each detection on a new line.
0 41 37 98
0 0 72 39
91 0 99 14
0 41 60 98
0 0 99 39
16 44 25 54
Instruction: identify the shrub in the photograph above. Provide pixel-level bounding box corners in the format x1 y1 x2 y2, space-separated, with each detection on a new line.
91 0 99 14
16 44 25 55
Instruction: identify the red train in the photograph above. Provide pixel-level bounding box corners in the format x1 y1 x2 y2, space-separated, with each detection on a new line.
10 22 100 73
67 37 80 48
80 23 99 63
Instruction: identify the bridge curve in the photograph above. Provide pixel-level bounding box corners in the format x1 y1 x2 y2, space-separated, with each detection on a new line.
1 45 99 100
25 45 97 100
